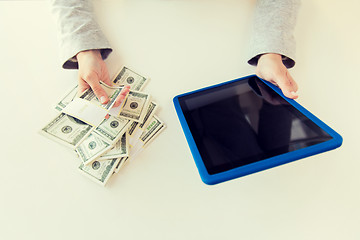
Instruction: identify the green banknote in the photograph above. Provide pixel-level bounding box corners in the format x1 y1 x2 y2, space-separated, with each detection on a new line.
79 158 120 186
119 90 151 123
99 133 128 160
112 66 149 91
40 113 93 149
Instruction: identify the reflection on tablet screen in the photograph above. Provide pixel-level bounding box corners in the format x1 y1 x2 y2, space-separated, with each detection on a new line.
179 76 333 175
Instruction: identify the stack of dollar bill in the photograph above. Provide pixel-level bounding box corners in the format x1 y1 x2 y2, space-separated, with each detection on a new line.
40 66 165 186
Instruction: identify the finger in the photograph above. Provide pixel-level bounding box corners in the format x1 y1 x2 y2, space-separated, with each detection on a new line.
275 71 298 99
113 85 130 107
77 76 90 97
286 73 299 99
100 67 112 86
84 72 109 104
77 85 89 97
286 71 298 92
255 67 279 87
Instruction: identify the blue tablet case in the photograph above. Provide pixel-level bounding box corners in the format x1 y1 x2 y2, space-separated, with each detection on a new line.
173 75 342 185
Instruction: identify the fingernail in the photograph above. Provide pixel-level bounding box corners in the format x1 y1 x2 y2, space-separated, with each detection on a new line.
100 96 107 104
291 91 298 97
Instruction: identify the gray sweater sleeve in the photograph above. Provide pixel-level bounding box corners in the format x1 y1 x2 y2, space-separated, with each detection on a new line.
51 0 299 69
248 0 301 68
50 0 112 69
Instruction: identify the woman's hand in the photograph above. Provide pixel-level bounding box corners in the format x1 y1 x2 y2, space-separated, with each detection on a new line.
256 53 298 99
76 49 129 107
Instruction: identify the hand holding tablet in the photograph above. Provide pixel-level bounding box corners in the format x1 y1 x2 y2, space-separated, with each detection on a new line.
174 75 342 185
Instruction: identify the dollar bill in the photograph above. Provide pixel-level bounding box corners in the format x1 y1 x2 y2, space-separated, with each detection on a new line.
128 115 165 159
54 81 123 113
95 115 131 143
139 102 158 129
114 157 128 173
75 115 131 164
128 101 158 146
54 66 145 112
128 101 158 135
139 115 165 145
62 83 126 126
79 82 124 110
79 158 120 186
127 121 138 137
42 66 166 186
112 66 149 91
55 85 78 111
119 90 151 123
99 133 128 160
40 113 93 149
75 132 112 165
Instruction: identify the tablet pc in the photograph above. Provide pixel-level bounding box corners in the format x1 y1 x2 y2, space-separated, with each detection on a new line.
173 75 342 185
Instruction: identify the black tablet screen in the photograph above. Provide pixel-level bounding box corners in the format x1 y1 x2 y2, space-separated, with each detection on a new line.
178 76 333 175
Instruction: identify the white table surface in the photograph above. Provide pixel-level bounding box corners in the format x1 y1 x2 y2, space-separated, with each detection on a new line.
1 1 359 239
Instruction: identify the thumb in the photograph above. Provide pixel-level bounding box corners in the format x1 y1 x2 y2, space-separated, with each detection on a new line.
275 71 298 99
100 67 112 87
84 73 109 104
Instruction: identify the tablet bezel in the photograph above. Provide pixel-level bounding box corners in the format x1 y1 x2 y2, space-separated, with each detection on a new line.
173 75 343 185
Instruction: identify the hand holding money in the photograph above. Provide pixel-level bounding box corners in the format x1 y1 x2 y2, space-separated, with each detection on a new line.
76 50 130 107
40 66 165 186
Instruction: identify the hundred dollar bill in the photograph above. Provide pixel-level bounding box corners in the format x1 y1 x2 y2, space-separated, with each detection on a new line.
139 115 165 146
128 102 158 135
95 115 131 143
119 90 151 123
62 83 126 126
55 85 78 111
40 113 93 149
75 115 130 164
79 82 124 110
128 115 165 159
75 132 112 165
128 101 158 146
55 66 143 112
112 66 149 91
79 158 120 186
114 157 128 173
99 133 128 160
138 102 158 129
